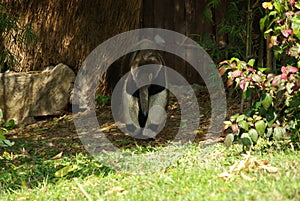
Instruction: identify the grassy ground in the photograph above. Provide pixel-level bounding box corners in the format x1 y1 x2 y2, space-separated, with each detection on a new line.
1 139 299 201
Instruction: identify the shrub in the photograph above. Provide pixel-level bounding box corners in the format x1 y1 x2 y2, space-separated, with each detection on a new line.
220 58 299 149
220 1 300 150
260 0 300 67
0 109 14 148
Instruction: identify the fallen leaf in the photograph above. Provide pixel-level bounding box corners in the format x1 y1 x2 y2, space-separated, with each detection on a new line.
241 172 256 181
104 186 127 196
51 152 63 159
259 165 278 173
54 165 78 178
99 123 117 132
218 171 233 179
219 153 278 180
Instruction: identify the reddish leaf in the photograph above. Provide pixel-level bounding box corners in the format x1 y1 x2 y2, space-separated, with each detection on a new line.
218 67 228 76
239 80 246 91
281 29 293 37
232 70 243 78
287 66 299 73
272 75 282 86
246 67 256 73
281 73 288 80
267 73 274 78
281 66 287 73
232 123 239 134
227 78 234 87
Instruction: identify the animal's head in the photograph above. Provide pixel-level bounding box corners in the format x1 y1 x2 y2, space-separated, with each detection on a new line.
130 50 164 87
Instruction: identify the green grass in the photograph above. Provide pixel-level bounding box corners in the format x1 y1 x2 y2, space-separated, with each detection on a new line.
1 141 299 201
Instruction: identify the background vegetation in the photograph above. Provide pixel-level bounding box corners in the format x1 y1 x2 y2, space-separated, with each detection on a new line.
215 0 300 150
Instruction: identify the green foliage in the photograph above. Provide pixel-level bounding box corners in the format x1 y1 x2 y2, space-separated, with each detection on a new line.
95 94 110 107
261 0 300 67
199 0 261 63
0 3 35 72
193 33 224 62
3 119 16 129
220 1 300 150
220 57 300 149
0 109 14 148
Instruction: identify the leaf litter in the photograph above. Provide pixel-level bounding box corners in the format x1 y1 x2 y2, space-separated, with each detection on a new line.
219 152 278 181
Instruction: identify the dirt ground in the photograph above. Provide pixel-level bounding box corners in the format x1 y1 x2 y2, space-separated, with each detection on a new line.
4 86 240 156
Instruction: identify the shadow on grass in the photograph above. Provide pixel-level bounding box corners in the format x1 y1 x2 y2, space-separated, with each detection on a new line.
0 126 115 192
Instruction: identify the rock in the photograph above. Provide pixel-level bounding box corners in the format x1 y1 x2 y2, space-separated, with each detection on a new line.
0 63 75 124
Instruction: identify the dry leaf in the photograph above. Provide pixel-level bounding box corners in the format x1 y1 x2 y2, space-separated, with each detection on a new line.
104 186 127 196
241 172 255 181
218 171 233 179
21 147 31 158
259 165 278 173
99 123 117 132
51 152 63 159
219 153 278 180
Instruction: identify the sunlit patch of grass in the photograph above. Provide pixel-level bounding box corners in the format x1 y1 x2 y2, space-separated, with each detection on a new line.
1 142 299 201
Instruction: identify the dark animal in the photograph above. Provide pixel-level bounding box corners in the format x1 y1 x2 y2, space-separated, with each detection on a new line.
122 49 168 139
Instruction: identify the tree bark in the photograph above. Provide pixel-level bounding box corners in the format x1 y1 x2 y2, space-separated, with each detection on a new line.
2 0 142 72
1 0 142 95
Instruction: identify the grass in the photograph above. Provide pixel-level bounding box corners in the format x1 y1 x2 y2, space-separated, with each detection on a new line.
0 140 300 201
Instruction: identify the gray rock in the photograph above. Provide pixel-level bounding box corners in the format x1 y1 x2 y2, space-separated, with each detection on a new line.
0 63 75 124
